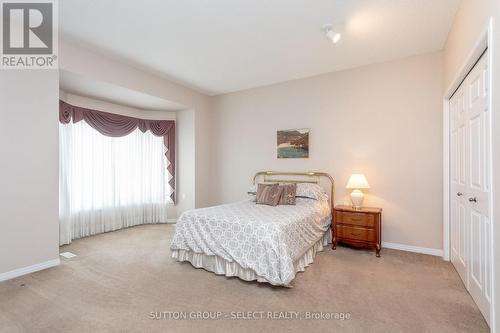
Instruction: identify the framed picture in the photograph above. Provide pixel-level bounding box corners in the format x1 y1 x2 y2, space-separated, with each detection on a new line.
277 129 309 158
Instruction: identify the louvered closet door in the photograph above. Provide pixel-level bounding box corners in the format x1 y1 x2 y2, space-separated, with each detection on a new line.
449 51 491 325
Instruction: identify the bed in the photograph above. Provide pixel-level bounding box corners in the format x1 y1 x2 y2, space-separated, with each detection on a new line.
170 171 335 286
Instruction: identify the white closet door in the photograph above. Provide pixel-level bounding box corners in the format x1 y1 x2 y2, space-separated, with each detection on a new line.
450 84 468 285
449 51 491 326
465 52 490 324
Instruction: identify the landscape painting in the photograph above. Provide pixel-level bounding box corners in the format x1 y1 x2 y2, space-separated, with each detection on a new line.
277 129 309 158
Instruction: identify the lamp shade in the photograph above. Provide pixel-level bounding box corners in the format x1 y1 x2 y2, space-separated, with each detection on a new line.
346 174 370 189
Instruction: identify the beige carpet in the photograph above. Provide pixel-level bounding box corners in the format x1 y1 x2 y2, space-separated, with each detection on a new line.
0 224 488 333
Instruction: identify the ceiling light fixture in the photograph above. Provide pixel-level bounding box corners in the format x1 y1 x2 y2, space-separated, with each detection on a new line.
323 24 341 44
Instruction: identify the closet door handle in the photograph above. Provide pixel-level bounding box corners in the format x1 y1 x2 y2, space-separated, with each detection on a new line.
457 192 463 196
468 197 477 203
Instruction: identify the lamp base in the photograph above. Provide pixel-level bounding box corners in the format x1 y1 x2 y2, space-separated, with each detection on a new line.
350 189 364 210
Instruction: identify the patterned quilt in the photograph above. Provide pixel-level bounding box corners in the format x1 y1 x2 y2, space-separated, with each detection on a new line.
170 198 331 285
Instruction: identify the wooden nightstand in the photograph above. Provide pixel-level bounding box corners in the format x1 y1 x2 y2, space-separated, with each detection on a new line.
332 205 382 257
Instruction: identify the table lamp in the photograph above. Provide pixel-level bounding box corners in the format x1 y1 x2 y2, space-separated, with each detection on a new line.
346 174 370 210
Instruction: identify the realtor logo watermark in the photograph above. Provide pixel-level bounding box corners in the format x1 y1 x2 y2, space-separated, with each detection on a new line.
1 0 58 69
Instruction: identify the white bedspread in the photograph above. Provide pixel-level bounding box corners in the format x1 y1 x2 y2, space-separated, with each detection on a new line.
170 197 331 286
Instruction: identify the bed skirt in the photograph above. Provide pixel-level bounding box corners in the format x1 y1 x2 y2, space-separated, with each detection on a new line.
171 229 332 287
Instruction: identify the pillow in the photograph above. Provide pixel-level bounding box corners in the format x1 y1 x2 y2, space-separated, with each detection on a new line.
278 183 297 205
296 183 328 201
256 183 283 206
247 184 257 196
248 182 275 196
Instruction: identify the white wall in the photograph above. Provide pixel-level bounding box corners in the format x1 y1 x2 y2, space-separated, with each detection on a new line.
59 91 177 120
211 52 444 251
0 70 59 275
443 1 500 330
176 109 196 216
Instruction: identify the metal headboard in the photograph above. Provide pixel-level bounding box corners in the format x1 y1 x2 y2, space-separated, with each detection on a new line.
253 171 335 208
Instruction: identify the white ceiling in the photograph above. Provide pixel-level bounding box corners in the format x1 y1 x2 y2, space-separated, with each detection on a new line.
60 0 460 95
60 70 186 111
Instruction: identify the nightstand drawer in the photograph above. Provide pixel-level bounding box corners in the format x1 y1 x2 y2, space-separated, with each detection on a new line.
340 212 375 227
337 225 375 242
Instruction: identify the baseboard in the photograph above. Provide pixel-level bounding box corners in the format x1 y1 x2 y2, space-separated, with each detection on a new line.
166 218 177 224
0 258 60 282
382 242 443 257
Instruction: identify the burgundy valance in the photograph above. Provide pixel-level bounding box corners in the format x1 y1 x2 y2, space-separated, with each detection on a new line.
59 100 176 203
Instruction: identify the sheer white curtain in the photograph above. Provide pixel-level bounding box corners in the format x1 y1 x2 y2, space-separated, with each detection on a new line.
59 120 171 245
